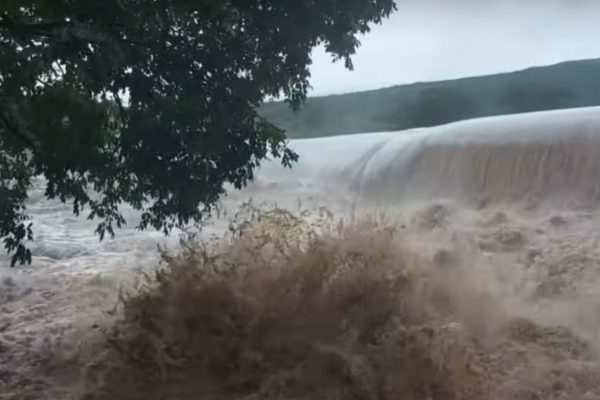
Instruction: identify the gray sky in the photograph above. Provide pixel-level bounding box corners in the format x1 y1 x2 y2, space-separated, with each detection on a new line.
308 0 600 96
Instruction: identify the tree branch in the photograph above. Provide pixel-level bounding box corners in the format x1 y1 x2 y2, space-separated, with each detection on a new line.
0 111 37 150
0 14 72 37
112 89 128 129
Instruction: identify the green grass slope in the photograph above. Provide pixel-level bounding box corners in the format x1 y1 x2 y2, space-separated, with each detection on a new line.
260 58 600 138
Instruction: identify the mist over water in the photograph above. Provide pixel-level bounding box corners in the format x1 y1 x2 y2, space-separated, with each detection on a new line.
4 107 600 398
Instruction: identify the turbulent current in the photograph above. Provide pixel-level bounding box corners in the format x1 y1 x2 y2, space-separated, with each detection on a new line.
3 106 600 399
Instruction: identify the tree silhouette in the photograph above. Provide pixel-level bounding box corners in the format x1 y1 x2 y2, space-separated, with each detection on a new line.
0 0 395 265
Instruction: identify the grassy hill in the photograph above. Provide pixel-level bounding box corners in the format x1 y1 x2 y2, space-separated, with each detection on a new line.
260 58 600 138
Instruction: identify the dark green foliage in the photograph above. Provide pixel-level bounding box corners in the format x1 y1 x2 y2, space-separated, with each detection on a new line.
262 58 600 138
0 0 396 265
500 80 574 114
396 87 479 128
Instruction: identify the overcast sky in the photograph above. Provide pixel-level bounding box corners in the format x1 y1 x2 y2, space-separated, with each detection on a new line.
308 0 600 96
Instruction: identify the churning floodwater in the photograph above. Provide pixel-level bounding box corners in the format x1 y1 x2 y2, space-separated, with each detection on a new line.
3 107 600 399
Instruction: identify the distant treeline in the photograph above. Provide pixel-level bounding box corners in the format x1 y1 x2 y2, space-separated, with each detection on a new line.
260 58 600 138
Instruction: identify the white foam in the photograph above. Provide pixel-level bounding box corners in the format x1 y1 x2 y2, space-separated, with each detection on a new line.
258 106 600 206
4 107 600 397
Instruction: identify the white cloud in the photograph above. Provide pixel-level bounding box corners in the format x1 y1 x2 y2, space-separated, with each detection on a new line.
308 0 600 96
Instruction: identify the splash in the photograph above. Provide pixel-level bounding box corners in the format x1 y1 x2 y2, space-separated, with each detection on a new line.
71 206 599 400
3 108 600 399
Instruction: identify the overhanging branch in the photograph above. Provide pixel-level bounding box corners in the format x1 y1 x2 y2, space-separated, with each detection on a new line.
0 111 37 150
0 14 72 37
